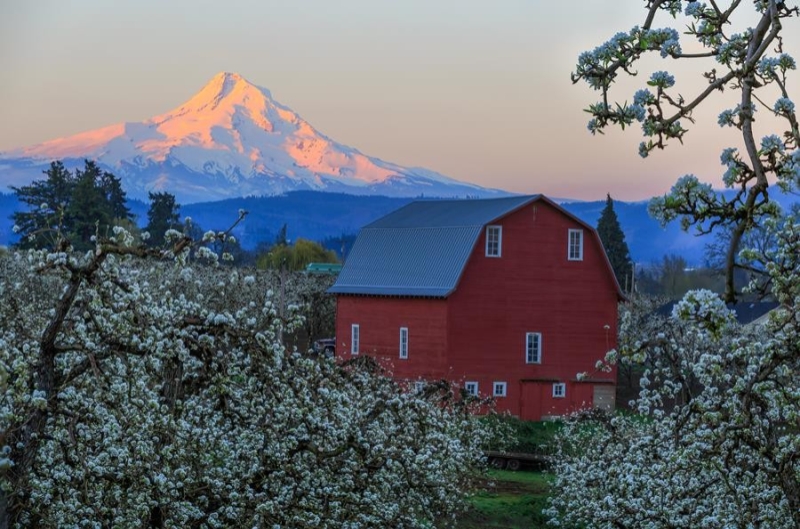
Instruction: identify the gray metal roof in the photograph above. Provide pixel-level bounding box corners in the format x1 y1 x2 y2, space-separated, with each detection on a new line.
329 195 539 297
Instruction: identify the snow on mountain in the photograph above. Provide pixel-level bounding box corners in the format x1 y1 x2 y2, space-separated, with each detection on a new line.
0 72 504 203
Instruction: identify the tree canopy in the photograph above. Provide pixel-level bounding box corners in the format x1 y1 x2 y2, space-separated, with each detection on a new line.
257 238 339 271
0 225 495 527
574 0 799 303
549 2 800 527
11 160 134 251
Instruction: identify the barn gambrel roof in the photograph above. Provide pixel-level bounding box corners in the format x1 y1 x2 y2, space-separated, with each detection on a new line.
329 195 624 298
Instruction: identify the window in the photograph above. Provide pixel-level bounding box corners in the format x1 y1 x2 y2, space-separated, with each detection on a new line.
525 332 542 364
493 382 507 397
351 324 360 355
568 229 584 261
399 327 408 359
465 381 479 396
553 383 566 398
485 225 502 257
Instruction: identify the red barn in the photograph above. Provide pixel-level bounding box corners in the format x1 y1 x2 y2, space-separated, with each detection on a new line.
329 195 624 420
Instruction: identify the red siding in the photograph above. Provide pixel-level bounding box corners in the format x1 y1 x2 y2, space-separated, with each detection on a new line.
443 201 618 418
335 199 620 420
335 296 449 380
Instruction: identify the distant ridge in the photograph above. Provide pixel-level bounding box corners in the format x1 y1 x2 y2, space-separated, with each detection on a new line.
0 72 505 203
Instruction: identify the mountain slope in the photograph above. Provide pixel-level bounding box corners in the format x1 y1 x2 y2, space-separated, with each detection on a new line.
0 72 502 203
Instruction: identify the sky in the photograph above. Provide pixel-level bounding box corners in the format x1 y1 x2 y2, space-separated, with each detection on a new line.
1 1 798 201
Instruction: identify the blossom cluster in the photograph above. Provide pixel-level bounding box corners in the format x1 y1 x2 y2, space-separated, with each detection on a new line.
0 239 492 528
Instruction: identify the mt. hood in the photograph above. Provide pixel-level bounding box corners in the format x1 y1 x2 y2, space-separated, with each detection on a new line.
1 72 501 203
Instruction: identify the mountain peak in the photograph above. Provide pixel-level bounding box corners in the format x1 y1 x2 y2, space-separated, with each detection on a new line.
174 71 271 115
1 72 501 203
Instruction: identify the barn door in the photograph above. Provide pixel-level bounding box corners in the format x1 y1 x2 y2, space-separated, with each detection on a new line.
519 381 543 421
593 384 616 412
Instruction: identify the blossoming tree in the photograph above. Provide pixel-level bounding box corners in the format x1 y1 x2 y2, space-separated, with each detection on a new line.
548 1 800 527
0 225 493 528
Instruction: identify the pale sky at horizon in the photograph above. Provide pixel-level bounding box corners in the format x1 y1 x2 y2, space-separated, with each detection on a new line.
1 1 798 201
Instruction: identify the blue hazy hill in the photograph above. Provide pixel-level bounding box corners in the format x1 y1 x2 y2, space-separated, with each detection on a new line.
2 190 796 265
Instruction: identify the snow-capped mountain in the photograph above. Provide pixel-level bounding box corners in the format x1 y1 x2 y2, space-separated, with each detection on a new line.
0 72 503 203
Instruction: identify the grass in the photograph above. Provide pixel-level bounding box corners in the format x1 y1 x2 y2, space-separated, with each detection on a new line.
457 470 552 529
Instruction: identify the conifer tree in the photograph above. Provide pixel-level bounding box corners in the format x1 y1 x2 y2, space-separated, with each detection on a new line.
11 160 135 250
596 193 633 290
144 191 181 246
67 161 113 250
10 161 75 249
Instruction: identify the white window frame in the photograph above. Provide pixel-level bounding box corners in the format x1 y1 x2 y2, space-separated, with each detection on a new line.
493 381 507 397
351 324 360 355
553 382 566 398
399 327 409 359
465 381 479 396
525 332 542 364
568 229 584 261
485 225 502 257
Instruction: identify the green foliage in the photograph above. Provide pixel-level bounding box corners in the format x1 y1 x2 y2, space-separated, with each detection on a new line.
11 160 134 250
256 238 339 271
144 191 181 247
596 194 633 290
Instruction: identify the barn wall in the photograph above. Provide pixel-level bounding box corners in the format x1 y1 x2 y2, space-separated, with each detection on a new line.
335 295 449 380
445 200 619 418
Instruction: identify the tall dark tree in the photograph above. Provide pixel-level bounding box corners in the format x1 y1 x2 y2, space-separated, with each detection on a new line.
99 170 132 221
67 161 113 250
596 193 633 291
10 161 75 249
275 223 288 247
145 192 181 246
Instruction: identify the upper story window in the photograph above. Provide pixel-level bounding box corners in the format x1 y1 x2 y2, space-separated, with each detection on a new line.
526 332 542 364
465 381 479 396
351 324 360 355
568 229 584 261
553 382 566 398
485 225 502 257
493 381 507 397
399 327 409 359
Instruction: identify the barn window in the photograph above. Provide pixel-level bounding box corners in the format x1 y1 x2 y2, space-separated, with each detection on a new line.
465 381 479 396
493 382 507 397
525 332 542 364
568 229 584 261
485 225 502 257
399 327 409 359
351 324 360 355
553 382 566 398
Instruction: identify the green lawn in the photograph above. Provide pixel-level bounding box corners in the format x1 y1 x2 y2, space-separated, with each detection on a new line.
457 470 552 529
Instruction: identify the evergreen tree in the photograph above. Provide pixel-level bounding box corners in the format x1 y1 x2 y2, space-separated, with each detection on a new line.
145 192 181 246
67 161 113 250
275 223 288 247
11 161 75 249
99 170 132 221
11 160 135 250
596 193 633 290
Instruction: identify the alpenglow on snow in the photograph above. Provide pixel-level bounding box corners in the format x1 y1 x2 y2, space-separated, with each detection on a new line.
0 72 503 203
